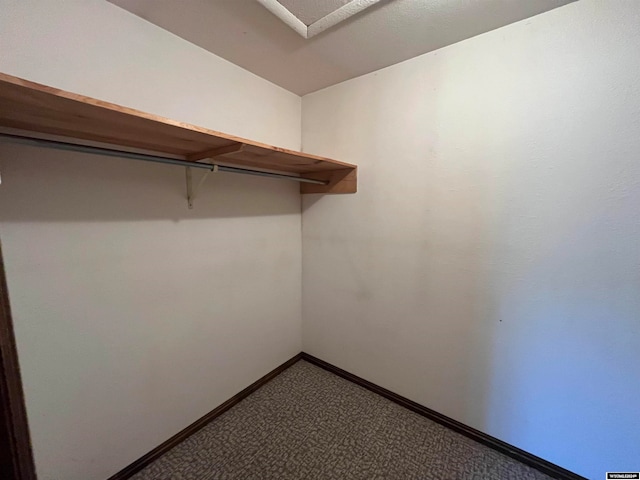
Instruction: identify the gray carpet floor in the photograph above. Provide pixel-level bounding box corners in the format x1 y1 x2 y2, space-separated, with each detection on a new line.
131 360 554 480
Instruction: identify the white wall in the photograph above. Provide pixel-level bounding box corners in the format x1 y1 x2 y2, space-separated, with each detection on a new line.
0 1 302 479
302 1 640 478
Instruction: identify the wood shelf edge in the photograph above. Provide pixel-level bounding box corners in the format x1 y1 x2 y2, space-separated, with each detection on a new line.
300 167 357 194
0 72 359 194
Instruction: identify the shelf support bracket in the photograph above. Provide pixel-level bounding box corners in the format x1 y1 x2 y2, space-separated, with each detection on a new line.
186 163 219 209
188 143 244 162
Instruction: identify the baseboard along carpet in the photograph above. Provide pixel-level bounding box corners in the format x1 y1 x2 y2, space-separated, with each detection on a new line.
128 360 560 480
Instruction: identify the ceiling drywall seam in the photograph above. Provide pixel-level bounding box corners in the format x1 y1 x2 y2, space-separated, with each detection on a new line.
256 0 307 37
257 0 382 39
307 0 382 37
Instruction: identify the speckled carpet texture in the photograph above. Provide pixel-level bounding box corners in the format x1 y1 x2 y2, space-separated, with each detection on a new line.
131 360 553 480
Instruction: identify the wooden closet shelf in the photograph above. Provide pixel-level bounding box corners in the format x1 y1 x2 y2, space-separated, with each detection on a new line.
0 73 357 194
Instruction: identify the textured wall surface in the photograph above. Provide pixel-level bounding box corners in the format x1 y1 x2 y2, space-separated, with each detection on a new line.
301 1 640 478
0 1 302 479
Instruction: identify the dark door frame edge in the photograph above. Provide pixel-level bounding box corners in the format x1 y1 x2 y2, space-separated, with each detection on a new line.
107 352 303 480
301 352 587 480
0 240 37 480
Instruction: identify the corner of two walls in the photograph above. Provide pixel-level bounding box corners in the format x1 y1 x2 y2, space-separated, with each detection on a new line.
0 1 302 479
3 0 640 479
300 0 640 478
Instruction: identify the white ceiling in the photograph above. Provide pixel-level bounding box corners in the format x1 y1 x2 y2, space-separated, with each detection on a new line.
278 0 352 26
256 0 384 38
108 0 576 96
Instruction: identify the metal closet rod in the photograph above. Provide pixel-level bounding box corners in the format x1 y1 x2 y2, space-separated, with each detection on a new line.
0 132 328 185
